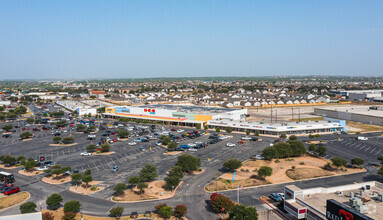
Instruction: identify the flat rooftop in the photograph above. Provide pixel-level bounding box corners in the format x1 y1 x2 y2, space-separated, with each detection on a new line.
315 106 383 118
209 119 341 128
303 186 383 219
136 104 242 115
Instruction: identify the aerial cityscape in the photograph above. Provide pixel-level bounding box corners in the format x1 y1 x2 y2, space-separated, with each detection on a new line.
1 1 383 220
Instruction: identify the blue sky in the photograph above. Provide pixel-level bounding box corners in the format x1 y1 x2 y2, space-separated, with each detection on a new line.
0 0 382 79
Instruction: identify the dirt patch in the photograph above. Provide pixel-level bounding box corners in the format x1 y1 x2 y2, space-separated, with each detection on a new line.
42 175 71 184
49 143 78 146
69 181 104 195
191 169 205 175
306 141 327 144
119 138 129 142
94 151 115 155
163 151 182 156
0 164 19 169
18 170 43 176
113 180 181 202
206 155 365 192
0 192 30 210
346 121 383 133
286 168 333 180
22 138 33 141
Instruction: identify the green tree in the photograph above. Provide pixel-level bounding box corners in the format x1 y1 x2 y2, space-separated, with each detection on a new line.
223 159 242 172
254 131 259 136
76 124 86 131
63 200 81 213
215 127 220 133
137 182 148 194
308 144 316 151
71 173 82 185
262 147 277 160
228 205 258 220
289 140 306 157
168 166 184 179
43 112 48 117
1 155 16 166
174 205 187 218
351 158 364 166
84 169 91 175
117 129 129 138
82 174 93 188
20 201 37 213
378 166 383 176
315 145 327 156
245 130 250 135
204 126 208 130
20 131 32 139
23 158 38 172
87 125 96 132
176 154 201 172
1 124 13 132
46 193 63 210
101 143 111 152
113 183 127 196
86 144 97 152
195 124 201 129
165 175 181 191
225 127 232 133
128 176 140 186
109 206 124 219
168 141 178 150
210 193 234 213
162 136 171 145
258 166 273 179
158 206 174 218
378 156 383 164
139 163 158 182
53 136 62 144
331 156 348 169
62 137 75 144
16 155 26 163
279 133 287 139
26 118 35 123
289 135 298 141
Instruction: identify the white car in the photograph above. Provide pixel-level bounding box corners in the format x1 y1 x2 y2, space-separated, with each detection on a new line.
195 141 203 145
128 142 137 146
278 193 285 201
188 143 196 147
188 148 198 152
226 143 236 147
80 152 92 156
241 136 252 140
36 166 49 171
177 129 184 133
253 155 265 160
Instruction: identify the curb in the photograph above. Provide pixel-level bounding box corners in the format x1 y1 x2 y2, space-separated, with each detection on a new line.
111 181 183 203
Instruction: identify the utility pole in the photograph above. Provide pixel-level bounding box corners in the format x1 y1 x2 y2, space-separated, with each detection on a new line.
298 108 301 122
271 105 273 123
292 107 294 121
276 108 278 123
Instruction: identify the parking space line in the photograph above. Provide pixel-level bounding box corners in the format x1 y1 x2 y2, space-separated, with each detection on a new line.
99 161 106 170
364 146 371 152
376 149 382 155
354 144 361 148
370 148 376 154
359 145 366 150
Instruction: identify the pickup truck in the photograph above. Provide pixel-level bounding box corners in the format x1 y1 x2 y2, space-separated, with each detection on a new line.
179 145 190 149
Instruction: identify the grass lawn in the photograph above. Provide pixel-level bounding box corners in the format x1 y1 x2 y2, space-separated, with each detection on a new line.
0 192 29 210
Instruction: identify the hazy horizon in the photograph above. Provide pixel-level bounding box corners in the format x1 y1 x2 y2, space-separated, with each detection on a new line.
1 0 383 79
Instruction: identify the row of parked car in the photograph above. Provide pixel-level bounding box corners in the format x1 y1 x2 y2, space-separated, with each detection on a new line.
0 183 20 195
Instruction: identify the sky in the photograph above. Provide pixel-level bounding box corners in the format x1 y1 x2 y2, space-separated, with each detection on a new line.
0 0 382 79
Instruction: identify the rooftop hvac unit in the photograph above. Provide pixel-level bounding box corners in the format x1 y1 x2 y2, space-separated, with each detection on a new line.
350 197 362 207
377 193 383 202
354 204 368 214
350 191 354 198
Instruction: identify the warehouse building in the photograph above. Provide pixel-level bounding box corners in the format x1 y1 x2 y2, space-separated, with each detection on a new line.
103 105 247 127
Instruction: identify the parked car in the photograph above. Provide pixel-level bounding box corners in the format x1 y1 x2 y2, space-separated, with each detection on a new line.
277 193 285 201
269 193 282 202
226 143 236 147
140 147 146 151
80 152 92 156
357 136 368 141
2 134 12 138
130 212 138 219
128 142 137 146
251 155 265 160
112 165 119 172
241 136 252 140
188 148 198 152
36 166 49 171
238 140 246 144
3 186 20 195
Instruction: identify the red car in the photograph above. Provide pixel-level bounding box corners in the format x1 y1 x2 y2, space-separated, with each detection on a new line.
238 140 246 144
170 129 177 131
33 128 39 131
4 187 20 195
22 127 26 131
111 132 117 135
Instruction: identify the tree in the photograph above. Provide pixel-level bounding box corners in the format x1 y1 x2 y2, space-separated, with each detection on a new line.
378 166 383 176
109 206 124 219
165 175 181 191
128 176 140 186
42 212 54 220
76 124 86 131
63 137 75 144
82 174 93 188
289 140 306 156
137 182 148 194
331 156 347 169
84 169 91 175
20 201 37 213
46 193 63 210
289 135 298 141
139 163 158 182
223 159 242 171
26 118 35 123
113 183 127 196
279 133 287 139
158 206 173 219
2 124 13 132
216 127 220 133
176 154 201 172
262 147 277 160
168 141 178 150
16 155 26 163
258 166 273 179
378 156 383 164
204 126 208 130
162 136 171 145
210 193 234 213
86 144 97 152
117 129 129 138
245 130 250 135
254 131 259 136
63 200 81 213
87 125 96 132
308 144 316 151
23 158 38 172
71 173 82 185
195 124 201 129
43 112 48 117
351 158 364 166
174 205 187 218
53 136 62 144
168 166 184 179
228 205 258 220
101 143 111 152
20 131 32 139
225 127 232 133
155 204 167 213
315 145 327 156
1 155 16 166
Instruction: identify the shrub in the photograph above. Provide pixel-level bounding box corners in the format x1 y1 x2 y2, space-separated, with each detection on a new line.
308 144 315 151
228 205 258 220
20 202 37 213
158 206 173 218
53 136 62 144
62 137 75 144
210 193 234 213
275 159 280 163
139 163 158 182
291 166 296 170
174 205 187 218
258 166 273 179
100 143 111 152
351 158 364 166
63 200 81 213
46 193 63 210
331 156 348 169
114 183 127 196
176 154 201 172
223 159 242 171
155 203 167 213
62 211 76 220
109 206 124 218
42 212 54 220
299 162 304 165
289 135 298 141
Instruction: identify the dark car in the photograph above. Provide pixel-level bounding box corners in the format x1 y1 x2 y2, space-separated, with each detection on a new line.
32 128 40 131
2 134 12 138
130 212 138 218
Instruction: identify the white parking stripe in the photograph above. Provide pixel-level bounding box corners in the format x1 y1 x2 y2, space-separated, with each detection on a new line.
376 149 382 155
364 146 371 152
354 144 361 148
359 145 367 150
370 148 376 154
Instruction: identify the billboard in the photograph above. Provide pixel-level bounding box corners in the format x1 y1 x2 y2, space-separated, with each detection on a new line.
326 199 372 220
